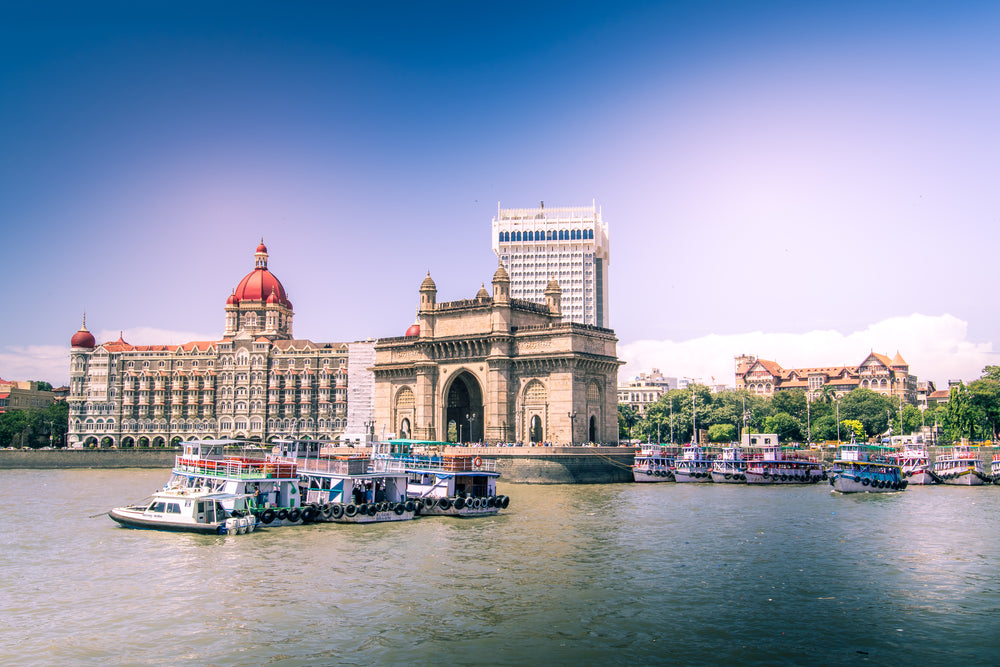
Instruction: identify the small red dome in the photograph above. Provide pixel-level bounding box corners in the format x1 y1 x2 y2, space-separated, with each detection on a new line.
405 323 420 337
71 318 96 349
257 241 268 253
266 288 280 304
226 292 240 306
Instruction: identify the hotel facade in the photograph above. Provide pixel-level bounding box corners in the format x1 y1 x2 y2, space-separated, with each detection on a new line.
67 242 373 447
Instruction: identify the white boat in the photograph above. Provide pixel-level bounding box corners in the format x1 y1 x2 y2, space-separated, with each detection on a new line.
710 445 746 483
888 436 935 485
933 443 990 486
273 439 418 523
109 487 257 535
166 439 304 527
991 455 1000 484
673 443 713 483
743 434 826 485
373 441 508 516
829 438 905 493
633 444 676 483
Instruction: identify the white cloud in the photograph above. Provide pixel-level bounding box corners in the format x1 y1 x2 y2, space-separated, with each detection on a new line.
0 346 70 386
618 313 999 388
0 328 219 386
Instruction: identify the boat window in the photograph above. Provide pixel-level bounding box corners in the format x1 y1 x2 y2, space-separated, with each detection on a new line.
149 501 166 513
166 503 181 514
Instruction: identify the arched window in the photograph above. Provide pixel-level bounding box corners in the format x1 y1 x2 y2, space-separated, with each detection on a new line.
527 231 533 241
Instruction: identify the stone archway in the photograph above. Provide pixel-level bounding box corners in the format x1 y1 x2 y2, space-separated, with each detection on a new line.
589 416 597 443
530 415 544 443
445 371 483 443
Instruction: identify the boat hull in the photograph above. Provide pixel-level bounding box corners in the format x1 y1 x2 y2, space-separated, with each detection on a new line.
415 495 508 516
673 469 712 483
830 473 904 494
745 469 825 485
937 470 988 486
633 468 675 483
902 468 936 485
328 503 418 523
710 471 745 483
109 508 225 534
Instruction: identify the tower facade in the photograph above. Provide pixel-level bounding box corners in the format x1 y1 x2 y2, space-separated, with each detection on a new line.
491 201 610 327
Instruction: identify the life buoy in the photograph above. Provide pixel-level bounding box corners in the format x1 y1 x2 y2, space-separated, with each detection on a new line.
330 504 344 519
474 456 483 469
394 503 405 516
438 497 451 510
345 504 357 517
260 509 276 524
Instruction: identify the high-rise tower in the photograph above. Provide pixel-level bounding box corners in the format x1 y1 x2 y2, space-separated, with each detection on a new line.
491 201 610 327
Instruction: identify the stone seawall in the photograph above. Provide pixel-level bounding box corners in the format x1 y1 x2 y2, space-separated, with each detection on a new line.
438 447 638 484
0 446 639 483
0 449 178 469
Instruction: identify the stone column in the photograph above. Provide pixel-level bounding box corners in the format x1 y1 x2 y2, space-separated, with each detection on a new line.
413 363 438 441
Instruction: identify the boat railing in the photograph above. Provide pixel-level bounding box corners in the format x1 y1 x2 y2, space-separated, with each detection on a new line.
271 455 369 476
371 454 498 474
174 456 297 479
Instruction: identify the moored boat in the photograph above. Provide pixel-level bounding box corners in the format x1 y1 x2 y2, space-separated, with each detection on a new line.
273 439 418 523
991 455 1000 484
109 487 258 535
166 439 303 527
830 438 905 493
633 443 677 482
710 445 746 483
743 434 825 485
673 443 713 483
933 443 990 486
888 436 935 485
374 440 509 516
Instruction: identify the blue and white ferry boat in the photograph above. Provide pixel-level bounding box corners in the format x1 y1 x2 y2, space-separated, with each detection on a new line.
830 437 905 493
372 440 509 516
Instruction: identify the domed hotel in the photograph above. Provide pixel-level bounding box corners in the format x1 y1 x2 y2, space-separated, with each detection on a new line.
68 242 372 447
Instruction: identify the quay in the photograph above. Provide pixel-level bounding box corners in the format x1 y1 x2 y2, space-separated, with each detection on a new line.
0 446 638 483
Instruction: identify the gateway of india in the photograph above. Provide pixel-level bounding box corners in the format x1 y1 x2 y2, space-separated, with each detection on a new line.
372 263 622 445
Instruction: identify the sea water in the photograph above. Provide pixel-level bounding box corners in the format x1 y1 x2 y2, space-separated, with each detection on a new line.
1 469 998 666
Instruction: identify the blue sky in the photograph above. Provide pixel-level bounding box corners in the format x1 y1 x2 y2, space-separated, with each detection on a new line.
3 2 1000 388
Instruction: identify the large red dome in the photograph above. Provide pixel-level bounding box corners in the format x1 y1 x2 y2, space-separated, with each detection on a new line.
71 316 96 348
231 242 292 308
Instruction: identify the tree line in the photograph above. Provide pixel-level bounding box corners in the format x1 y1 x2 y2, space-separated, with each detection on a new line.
0 401 69 448
618 366 1000 445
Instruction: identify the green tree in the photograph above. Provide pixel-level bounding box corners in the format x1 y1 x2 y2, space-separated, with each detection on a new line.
841 419 864 439
763 412 802 442
771 389 807 425
707 423 736 443
618 404 639 442
946 383 976 441
838 388 893 438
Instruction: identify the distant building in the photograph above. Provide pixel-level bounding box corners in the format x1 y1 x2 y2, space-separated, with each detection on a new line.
735 351 918 405
492 201 610 328
0 379 56 414
618 369 677 415
67 242 371 447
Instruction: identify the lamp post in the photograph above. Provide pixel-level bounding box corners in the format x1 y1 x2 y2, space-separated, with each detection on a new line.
465 413 476 444
567 410 577 445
